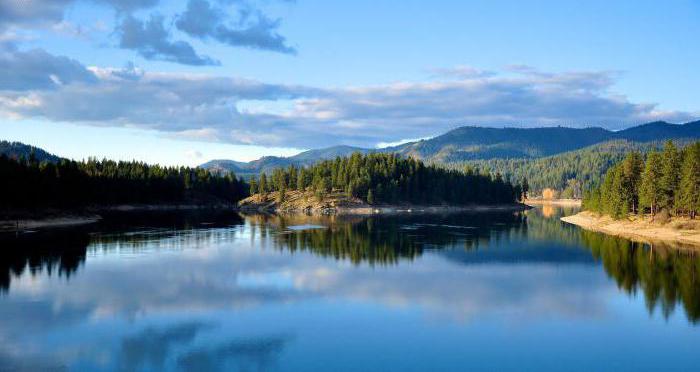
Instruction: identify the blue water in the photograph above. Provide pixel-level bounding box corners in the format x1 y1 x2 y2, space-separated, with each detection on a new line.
0 207 698 371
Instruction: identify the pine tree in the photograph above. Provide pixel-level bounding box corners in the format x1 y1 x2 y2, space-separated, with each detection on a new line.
367 188 375 205
621 151 643 213
249 178 258 194
659 141 681 212
259 173 268 194
639 151 664 218
521 176 529 200
678 143 700 218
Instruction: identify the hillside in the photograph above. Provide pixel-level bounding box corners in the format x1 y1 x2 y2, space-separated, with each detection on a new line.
453 140 676 195
0 141 62 163
201 120 700 175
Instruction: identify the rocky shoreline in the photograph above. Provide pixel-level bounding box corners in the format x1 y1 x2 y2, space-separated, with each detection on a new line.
238 190 529 215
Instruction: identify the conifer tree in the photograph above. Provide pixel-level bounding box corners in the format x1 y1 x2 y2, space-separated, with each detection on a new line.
639 151 664 218
659 141 681 212
621 151 643 213
259 173 268 194
678 143 700 218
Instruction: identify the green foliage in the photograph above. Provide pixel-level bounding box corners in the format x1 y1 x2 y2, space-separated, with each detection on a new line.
0 155 248 209
639 151 664 216
254 153 521 205
678 143 700 218
584 141 700 220
660 141 681 211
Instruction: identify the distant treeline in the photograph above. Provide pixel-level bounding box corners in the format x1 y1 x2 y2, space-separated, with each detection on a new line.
449 140 689 197
0 154 248 209
249 153 524 205
583 141 700 219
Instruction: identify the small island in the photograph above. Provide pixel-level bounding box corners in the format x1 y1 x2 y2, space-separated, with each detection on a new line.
562 140 700 247
238 153 528 214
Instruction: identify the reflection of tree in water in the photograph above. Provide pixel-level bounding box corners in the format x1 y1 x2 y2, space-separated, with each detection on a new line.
89 210 245 253
581 231 700 323
0 232 89 293
251 212 525 266
0 211 245 293
520 207 584 246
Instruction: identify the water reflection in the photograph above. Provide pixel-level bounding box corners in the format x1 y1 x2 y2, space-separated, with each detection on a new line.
582 231 700 323
0 208 698 370
0 232 88 292
248 212 527 265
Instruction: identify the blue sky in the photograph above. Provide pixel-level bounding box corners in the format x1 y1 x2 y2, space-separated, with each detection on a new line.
1 0 698 166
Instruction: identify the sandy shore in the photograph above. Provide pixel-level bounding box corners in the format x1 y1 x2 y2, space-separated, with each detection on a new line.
525 198 582 207
561 211 700 247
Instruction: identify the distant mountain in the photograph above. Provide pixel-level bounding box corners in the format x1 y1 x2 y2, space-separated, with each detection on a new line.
201 120 700 176
390 120 700 163
388 126 612 162
0 141 62 163
202 145 370 177
614 120 700 142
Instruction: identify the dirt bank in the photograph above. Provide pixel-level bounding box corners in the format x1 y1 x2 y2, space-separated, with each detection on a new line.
561 211 700 247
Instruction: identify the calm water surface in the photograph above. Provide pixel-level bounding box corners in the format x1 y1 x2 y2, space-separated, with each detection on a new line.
1 207 699 371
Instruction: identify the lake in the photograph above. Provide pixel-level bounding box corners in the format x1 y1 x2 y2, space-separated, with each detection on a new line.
1 206 698 371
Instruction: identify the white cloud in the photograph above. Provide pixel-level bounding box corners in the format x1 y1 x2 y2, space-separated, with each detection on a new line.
0 59 696 148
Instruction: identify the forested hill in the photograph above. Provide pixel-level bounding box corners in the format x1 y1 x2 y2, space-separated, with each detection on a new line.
455 140 686 196
0 141 62 163
248 153 522 206
201 120 700 175
389 120 700 162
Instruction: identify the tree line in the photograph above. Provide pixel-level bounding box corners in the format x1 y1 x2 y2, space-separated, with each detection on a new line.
248 152 524 205
583 141 700 219
0 153 248 209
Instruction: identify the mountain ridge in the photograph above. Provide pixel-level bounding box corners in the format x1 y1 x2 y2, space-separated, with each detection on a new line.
201 120 700 175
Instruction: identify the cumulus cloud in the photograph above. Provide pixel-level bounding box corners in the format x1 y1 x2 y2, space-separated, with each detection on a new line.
176 0 296 54
0 44 97 90
0 60 696 148
0 0 158 31
117 14 219 66
0 0 73 31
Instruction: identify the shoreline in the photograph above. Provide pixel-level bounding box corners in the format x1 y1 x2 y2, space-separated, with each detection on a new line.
525 198 582 207
2 203 530 232
561 211 700 248
273 203 531 215
0 203 236 232
239 190 529 215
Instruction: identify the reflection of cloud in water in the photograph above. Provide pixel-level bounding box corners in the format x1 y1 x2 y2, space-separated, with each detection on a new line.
119 322 212 371
0 346 65 371
290 260 611 322
178 335 292 372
